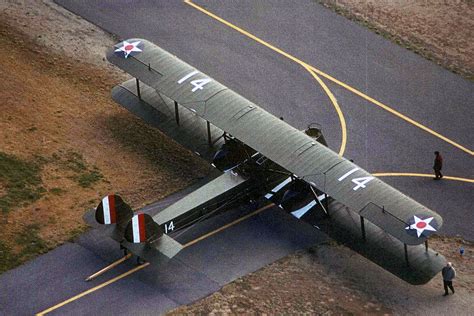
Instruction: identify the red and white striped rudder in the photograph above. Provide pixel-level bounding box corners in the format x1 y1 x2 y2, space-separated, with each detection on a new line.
95 194 133 227
125 213 163 244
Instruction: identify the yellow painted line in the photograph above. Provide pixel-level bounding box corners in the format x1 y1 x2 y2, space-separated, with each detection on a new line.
374 172 474 183
37 203 275 315
185 0 345 156
183 203 275 248
306 65 474 156
36 263 150 316
303 64 347 156
185 0 313 67
85 253 132 281
184 0 473 156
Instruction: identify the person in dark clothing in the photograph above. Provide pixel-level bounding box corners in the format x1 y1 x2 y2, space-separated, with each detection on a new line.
433 151 443 180
442 262 456 296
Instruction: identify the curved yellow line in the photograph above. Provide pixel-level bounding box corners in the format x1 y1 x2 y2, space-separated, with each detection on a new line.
373 173 474 183
184 0 473 157
306 66 474 156
303 65 347 156
185 0 346 156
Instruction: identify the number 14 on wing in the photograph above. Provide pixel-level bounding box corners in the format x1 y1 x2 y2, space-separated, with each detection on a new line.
338 167 374 191
178 70 212 92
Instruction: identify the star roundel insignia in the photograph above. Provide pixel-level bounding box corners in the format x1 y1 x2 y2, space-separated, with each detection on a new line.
114 40 144 59
405 215 438 238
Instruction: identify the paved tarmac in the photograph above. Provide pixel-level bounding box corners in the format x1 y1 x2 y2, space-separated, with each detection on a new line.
0 183 327 315
54 0 473 238
2 0 473 314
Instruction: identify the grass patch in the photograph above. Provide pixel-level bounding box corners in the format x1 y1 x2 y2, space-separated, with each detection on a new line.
75 170 103 188
64 151 87 173
0 241 20 274
15 224 50 261
0 152 45 213
58 151 104 188
67 225 89 242
0 224 51 275
74 167 104 188
49 187 66 195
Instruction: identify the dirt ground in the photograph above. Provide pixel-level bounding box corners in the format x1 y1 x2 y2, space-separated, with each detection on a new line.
171 237 474 315
0 0 209 269
0 0 472 315
317 0 474 80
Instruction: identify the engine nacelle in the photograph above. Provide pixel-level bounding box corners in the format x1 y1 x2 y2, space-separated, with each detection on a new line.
212 139 253 171
280 180 313 211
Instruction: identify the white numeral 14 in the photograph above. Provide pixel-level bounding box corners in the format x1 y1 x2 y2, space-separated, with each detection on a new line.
164 221 175 234
338 167 374 191
178 70 212 92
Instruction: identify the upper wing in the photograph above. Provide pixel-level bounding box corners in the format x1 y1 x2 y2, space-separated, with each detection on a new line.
107 39 443 245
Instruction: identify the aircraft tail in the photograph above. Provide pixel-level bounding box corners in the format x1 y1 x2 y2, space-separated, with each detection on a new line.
124 213 163 243
124 213 183 259
93 195 183 260
95 194 133 227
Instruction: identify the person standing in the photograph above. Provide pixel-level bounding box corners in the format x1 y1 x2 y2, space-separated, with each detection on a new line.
442 262 456 296
433 151 443 180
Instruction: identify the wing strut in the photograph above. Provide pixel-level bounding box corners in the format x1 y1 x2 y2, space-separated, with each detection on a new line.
310 185 328 216
207 121 212 146
174 100 180 125
136 78 142 100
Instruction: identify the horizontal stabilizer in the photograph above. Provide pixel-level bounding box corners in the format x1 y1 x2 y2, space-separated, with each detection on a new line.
150 234 183 258
121 234 183 262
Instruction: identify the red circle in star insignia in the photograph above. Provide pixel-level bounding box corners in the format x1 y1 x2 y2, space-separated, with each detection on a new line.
416 222 427 229
125 44 134 51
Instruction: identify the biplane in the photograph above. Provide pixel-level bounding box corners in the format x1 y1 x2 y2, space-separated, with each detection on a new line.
89 38 446 285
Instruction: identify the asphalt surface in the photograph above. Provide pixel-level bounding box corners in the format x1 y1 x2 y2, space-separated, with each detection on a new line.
52 0 473 238
0 184 326 315
2 0 473 314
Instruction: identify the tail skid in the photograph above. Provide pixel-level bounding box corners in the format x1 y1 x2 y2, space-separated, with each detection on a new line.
85 253 132 282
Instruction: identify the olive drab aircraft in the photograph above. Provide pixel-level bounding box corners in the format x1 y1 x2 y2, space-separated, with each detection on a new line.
87 38 446 285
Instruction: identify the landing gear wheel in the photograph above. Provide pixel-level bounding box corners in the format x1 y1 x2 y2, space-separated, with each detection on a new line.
120 244 128 256
137 256 146 265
